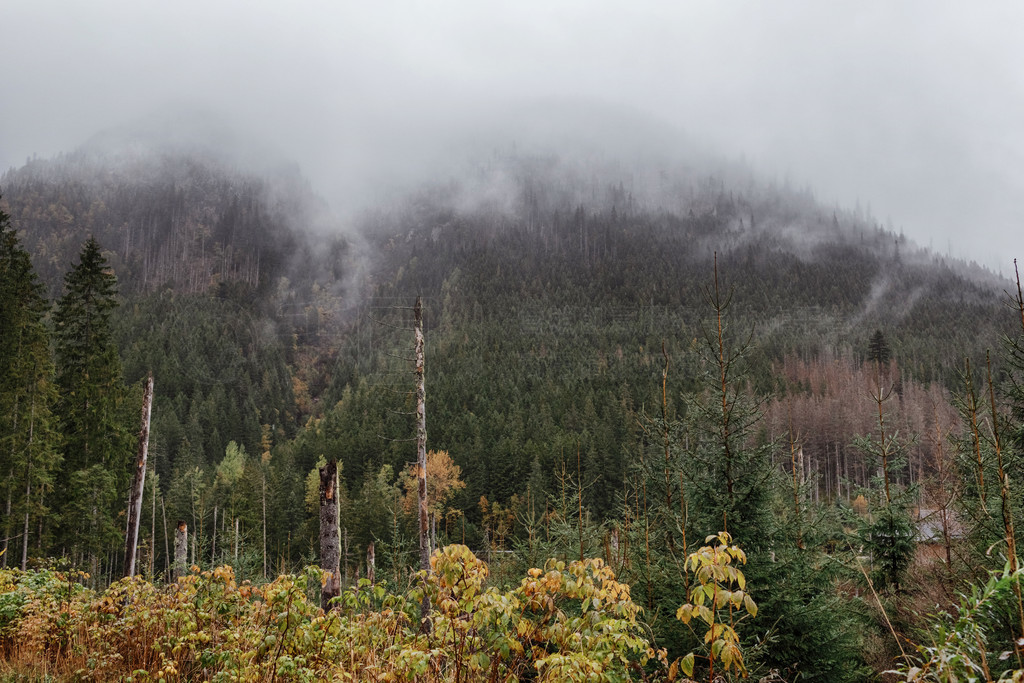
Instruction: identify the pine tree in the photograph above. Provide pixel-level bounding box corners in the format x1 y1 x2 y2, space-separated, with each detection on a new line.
0 201 61 568
52 237 129 567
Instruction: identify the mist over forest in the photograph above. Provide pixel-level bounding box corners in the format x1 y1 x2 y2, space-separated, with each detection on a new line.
3 104 1024 681
4 3 1024 678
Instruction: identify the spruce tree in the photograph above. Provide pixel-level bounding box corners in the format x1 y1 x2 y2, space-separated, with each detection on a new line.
679 258 867 680
853 366 917 592
53 237 128 567
868 329 891 365
684 258 774 544
0 201 60 568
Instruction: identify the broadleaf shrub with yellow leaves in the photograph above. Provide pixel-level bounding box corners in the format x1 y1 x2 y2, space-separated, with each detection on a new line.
0 545 658 682
672 531 757 682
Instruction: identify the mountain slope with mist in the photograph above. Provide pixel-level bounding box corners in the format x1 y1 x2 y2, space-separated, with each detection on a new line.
1 114 357 300
5 119 1023 682
357 144 1010 381
0 115 1015 558
311 146 1010 526
0 123 363 515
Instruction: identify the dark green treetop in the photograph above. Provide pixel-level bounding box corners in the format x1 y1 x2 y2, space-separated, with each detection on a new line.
53 237 129 558
54 237 123 468
0 199 61 567
868 329 891 365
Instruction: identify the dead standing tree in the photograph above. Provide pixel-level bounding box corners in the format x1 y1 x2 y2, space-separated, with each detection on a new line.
124 373 154 578
173 521 187 581
414 297 432 626
415 298 429 574
319 460 341 611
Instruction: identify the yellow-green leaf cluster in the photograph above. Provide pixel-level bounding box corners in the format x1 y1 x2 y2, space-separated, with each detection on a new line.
673 532 757 680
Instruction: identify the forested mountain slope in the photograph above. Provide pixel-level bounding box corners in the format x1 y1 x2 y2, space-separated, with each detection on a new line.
305 150 1012 520
1 135 360 560
2 137 337 296
360 150 1008 380
7 126 1024 681
1 132 1013 573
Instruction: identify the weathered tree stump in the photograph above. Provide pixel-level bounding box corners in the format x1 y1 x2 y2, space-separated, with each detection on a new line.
319 460 341 611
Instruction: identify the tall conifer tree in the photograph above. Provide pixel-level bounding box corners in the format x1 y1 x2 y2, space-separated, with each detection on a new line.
0 200 60 568
53 237 128 566
680 258 867 680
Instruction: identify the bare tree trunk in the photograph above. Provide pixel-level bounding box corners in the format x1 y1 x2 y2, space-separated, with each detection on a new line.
844 445 851 501
2 487 10 569
124 374 153 578
872 369 895 507
415 297 430 571
836 443 841 503
415 297 431 628
934 412 953 570
21 482 30 571
262 470 267 580
173 521 187 581
319 460 341 611
211 505 217 565
161 497 170 577
21 369 37 571
234 517 239 562
150 471 156 577
4 385 19 570
366 541 375 585
36 494 43 552
788 401 803 549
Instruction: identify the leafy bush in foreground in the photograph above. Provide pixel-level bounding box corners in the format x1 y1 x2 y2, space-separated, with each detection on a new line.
895 565 1024 683
0 545 658 682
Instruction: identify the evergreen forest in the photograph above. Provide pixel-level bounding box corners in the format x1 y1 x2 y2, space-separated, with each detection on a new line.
3 135 1024 682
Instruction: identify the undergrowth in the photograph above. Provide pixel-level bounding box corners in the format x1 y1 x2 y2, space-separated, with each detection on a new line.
0 544 660 682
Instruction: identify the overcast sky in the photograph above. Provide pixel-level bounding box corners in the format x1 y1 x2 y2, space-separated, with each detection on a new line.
2 1 1022 272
